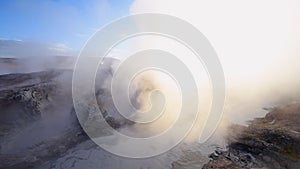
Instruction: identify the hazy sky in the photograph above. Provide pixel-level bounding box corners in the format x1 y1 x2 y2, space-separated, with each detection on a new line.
0 0 133 51
0 0 299 68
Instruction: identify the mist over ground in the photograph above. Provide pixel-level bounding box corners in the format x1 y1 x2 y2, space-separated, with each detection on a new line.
1 1 300 168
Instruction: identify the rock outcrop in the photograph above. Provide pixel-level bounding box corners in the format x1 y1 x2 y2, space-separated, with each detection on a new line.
203 103 300 169
0 58 129 169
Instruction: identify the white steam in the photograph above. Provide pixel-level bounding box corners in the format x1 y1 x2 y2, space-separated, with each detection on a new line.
113 0 300 142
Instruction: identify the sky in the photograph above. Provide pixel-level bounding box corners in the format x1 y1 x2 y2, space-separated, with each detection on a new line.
0 0 299 82
0 0 134 55
1 0 299 61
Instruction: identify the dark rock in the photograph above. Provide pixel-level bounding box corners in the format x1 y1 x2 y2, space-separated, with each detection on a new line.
0 57 132 169
203 103 300 169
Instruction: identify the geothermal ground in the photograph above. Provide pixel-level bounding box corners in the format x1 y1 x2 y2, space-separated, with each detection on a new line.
0 58 299 169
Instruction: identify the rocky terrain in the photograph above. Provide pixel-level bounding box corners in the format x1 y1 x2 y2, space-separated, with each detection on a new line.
0 57 130 169
1 57 299 169
0 57 211 169
203 103 300 169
